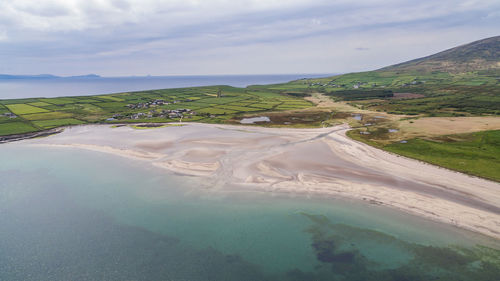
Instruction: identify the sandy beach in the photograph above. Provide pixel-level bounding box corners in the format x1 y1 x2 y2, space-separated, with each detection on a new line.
25 123 500 240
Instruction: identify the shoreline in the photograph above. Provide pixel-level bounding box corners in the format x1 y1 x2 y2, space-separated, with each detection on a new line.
0 127 63 143
17 123 500 240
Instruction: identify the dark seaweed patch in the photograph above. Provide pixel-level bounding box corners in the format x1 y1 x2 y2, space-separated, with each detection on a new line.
297 212 500 281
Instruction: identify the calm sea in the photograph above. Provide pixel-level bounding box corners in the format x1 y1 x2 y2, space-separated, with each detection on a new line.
1 144 499 280
0 74 329 99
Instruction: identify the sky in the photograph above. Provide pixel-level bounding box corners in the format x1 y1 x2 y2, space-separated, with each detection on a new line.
0 0 499 76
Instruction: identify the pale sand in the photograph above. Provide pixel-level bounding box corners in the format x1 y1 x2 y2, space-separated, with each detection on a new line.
25 123 500 239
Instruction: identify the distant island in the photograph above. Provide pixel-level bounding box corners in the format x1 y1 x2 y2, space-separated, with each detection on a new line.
0 74 101 79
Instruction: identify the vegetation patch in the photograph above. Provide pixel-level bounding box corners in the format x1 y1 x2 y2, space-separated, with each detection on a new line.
384 130 500 181
39 97 77 105
6 104 50 115
21 111 73 121
326 89 394 100
196 107 238 115
32 118 85 129
28 101 52 107
297 213 500 281
130 123 184 129
95 95 125 102
0 122 39 135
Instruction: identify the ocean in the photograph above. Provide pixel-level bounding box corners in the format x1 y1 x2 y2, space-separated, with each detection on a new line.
1 143 499 280
0 74 329 99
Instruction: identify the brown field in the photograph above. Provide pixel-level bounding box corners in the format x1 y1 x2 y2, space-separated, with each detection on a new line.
398 116 500 138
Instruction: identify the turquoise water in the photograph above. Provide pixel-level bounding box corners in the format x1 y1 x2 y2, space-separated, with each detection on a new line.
1 144 499 280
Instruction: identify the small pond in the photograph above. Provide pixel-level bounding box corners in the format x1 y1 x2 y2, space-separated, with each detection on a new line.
240 116 271 124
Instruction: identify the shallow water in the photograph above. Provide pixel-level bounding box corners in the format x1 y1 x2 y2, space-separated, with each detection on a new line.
0 144 499 280
352 114 362 121
240 116 271 124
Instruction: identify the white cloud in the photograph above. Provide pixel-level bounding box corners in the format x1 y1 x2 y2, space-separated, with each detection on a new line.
0 29 7 41
0 0 321 32
0 0 498 75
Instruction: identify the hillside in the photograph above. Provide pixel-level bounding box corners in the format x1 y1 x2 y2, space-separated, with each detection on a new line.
380 35 500 73
282 36 500 116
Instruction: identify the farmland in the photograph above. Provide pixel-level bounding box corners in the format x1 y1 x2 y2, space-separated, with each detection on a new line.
0 85 313 136
1 69 499 183
280 69 500 116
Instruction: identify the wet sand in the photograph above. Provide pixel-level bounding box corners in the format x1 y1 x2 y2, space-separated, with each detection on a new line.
25 123 500 239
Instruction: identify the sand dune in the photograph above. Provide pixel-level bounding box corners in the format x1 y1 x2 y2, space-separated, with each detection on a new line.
26 123 500 239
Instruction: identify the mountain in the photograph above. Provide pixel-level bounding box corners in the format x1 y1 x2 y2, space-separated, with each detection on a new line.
380 35 500 73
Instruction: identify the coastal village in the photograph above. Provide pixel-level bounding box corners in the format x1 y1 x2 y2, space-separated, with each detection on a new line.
105 98 198 121
106 89 226 121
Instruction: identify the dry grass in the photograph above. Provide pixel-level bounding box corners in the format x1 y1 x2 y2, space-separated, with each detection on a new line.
398 117 500 138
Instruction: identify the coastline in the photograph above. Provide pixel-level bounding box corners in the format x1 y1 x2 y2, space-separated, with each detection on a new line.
19 123 500 240
0 127 63 143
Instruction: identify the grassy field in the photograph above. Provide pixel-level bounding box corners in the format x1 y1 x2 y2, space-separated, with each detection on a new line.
348 127 500 182
32 118 86 129
283 70 500 116
6 104 50 115
0 122 39 135
384 130 500 182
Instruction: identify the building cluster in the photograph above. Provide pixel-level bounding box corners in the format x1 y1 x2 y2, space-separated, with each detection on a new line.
309 82 329 87
353 82 368 89
1 112 17 118
128 108 196 120
126 99 193 109
308 81 345 88
127 99 168 109
401 80 425 87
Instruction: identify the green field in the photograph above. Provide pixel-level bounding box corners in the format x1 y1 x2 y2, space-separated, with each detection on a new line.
6 104 50 115
21 112 74 120
383 130 500 181
281 70 500 116
0 122 39 135
32 118 86 129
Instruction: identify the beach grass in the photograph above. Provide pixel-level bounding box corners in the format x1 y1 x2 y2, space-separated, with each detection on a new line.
384 130 500 182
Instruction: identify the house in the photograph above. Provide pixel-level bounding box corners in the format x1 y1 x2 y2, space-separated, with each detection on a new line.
2 112 17 118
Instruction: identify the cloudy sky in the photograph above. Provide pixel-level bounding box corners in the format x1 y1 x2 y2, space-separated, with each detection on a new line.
0 0 499 76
